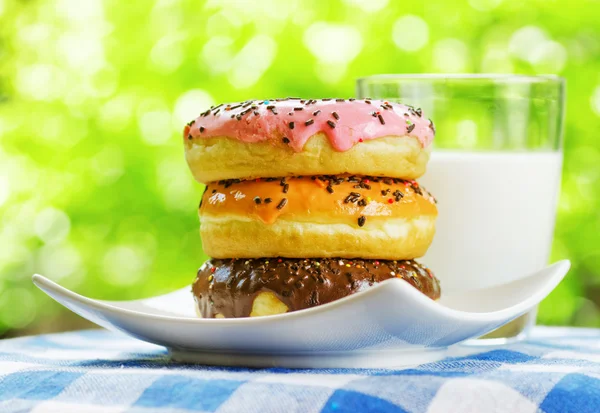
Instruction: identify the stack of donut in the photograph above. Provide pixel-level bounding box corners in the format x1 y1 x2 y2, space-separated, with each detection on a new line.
183 98 441 318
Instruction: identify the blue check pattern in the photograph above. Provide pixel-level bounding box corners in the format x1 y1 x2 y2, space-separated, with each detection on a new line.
0 327 599 412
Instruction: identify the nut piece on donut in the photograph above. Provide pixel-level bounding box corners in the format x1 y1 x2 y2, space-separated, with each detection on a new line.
183 98 435 183
199 175 437 260
192 257 440 318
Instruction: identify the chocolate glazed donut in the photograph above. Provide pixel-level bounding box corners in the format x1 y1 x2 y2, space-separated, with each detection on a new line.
192 258 441 318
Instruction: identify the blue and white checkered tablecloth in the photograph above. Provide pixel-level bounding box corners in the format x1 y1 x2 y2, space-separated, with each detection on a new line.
0 327 599 412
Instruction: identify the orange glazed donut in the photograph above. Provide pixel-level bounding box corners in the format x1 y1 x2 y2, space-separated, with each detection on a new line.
199 175 437 260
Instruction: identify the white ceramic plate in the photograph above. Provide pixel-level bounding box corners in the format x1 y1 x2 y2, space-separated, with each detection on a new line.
33 260 570 368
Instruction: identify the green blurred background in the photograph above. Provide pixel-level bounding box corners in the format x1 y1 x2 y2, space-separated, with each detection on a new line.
1 0 599 337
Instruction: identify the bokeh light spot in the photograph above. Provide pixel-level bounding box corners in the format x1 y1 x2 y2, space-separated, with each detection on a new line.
87 67 119 98
99 94 135 132
229 35 277 89
57 31 106 74
17 23 52 47
314 62 347 85
468 0 502 11
150 36 185 74
456 120 478 148
200 36 235 74
432 38 469 73
102 245 150 286
304 23 363 64
0 244 33 282
56 0 104 22
157 159 196 211
530 40 567 73
205 10 242 37
509 26 548 62
342 0 389 12
481 48 514 73
174 90 215 127
15 64 66 101
34 208 71 244
90 146 125 186
0 176 10 207
392 15 429 52
138 109 173 146
37 243 82 282
0 288 36 329
591 86 600 116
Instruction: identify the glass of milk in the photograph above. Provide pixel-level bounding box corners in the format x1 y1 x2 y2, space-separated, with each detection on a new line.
357 74 565 343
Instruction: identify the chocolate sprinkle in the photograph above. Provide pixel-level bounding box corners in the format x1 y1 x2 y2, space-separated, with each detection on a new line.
208 176 434 209
429 119 436 134
358 216 366 227
264 197 273 204
253 196 261 204
282 137 290 144
327 120 336 128
277 198 288 209
332 111 340 120
289 122 295 129
407 124 415 133
378 114 385 125
305 119 314 126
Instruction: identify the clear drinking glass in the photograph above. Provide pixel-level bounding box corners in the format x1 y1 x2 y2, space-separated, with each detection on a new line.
356 74 565 343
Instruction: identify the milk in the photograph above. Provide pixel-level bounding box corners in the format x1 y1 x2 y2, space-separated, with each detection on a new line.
420 151 563 293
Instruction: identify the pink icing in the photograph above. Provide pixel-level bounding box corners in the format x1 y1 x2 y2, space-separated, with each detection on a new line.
183 98 435 152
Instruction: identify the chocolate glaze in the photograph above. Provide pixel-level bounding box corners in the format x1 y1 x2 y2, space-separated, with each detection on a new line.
192 258 441 318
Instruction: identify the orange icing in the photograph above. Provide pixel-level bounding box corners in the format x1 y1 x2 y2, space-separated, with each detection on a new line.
200 176 437 225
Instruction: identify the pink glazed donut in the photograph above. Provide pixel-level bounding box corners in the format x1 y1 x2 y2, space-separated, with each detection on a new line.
183 98 435 183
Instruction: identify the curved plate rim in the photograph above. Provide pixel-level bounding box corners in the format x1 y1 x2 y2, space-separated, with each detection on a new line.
32 259 570 326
